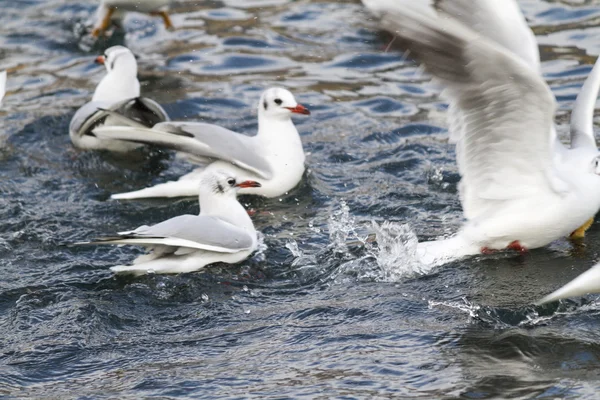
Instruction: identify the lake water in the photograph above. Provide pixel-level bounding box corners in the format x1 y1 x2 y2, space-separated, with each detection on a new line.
1 0 600 398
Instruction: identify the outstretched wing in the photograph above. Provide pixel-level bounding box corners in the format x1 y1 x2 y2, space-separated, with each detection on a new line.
570 56 600 150
362 0 540 72
373 5 568 221
78 214 255 254
94 121 273 179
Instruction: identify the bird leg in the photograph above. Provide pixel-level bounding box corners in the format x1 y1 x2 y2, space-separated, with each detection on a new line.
150 10 174 30
506 240 528 255
480 247 496 255
91 6 116 38
570 217 594 239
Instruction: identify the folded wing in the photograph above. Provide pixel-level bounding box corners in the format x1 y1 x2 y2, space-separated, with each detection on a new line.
78 214 254 254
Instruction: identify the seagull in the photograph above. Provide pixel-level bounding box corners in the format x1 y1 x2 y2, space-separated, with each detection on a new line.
537 263 600 304
92 87 310 198
365 1 600 267
74 170 260 275
92 0 173 38
0 70 6 104
69 45 169 152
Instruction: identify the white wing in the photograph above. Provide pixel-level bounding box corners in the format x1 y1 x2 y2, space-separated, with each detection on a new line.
362 0 540 72
570 55 600 149
537 263 600 304
0 70 6 104
374 5 568 221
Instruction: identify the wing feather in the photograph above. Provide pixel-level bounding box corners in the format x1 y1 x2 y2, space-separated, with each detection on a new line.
375 5 567 221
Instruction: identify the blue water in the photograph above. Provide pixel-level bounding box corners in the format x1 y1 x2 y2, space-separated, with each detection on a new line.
1 0 600 398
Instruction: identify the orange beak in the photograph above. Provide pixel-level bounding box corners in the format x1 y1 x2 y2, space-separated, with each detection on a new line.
236 180 262 189
95 55 106 65
285 104 310 115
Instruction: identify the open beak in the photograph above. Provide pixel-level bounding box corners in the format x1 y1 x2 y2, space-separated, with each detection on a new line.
95 55 106 65
285 104 311 115
236 180 262 189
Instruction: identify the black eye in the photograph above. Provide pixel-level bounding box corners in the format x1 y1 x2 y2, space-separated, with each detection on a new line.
274 98 282 105
227 178 236 186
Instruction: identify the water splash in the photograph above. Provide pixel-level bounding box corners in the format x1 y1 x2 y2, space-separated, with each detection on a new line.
366 220 430 281
325 201 430 283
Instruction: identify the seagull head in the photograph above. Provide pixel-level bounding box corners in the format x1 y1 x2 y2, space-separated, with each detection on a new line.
258 87 310 120
95 45 137 75
199 170 262 199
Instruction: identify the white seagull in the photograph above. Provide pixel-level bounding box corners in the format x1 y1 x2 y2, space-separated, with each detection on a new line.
92 87 310 199
365 1 600 266
74 170 260 275
92 0 173 38
537 263 600 304
69 45 169 153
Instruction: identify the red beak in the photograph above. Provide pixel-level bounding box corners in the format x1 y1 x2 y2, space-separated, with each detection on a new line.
236 180 262 188
95 55 106 65
285 104 310 115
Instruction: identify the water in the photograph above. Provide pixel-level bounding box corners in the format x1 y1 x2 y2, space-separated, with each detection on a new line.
1 0 600 397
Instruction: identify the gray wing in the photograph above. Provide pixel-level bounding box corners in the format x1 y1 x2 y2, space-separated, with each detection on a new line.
70 97 169 139
153 122 272 179
570 56 600 149
93 120 273 179
113 214 255 253
69 100 113 139
375 5 567 222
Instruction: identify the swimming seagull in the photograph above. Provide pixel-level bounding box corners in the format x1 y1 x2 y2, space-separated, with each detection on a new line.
74 170 260 275
365 2 600 266
92 0 173 38
69 45 169 152
537 263 600 305
92 87 310 198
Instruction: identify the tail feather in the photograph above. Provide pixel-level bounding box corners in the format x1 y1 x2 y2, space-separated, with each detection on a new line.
417 236 480 266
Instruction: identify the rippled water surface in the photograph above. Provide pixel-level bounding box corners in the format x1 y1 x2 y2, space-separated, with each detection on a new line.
2 0 600 398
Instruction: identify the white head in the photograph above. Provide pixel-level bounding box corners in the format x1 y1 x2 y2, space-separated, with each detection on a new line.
95 46 137 75
92 46 140 103
199 170 261 201
257 87 310 120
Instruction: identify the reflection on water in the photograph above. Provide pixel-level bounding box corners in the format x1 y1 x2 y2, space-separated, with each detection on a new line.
1 0 600 397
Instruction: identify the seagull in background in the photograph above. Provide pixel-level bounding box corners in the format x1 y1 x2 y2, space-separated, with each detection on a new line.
92 0 173 38
69 46 169 153
74 170 260 275
92 87 310 198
